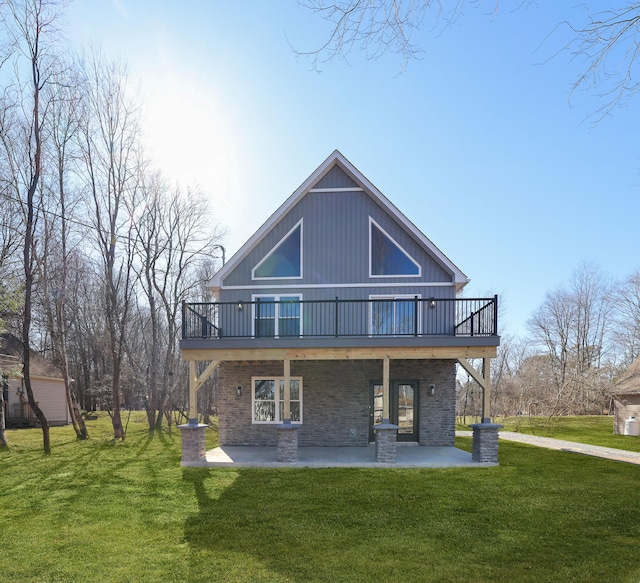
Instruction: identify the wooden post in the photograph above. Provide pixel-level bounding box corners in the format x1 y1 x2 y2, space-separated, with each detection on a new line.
187 360 220 425
482 357 491 423
283 358 291 422
383 355 390 423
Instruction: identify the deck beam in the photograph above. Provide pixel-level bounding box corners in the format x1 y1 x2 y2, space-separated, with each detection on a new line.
182 345 497 363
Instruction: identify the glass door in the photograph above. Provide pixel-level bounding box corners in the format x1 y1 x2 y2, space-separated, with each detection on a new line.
369 380 418 442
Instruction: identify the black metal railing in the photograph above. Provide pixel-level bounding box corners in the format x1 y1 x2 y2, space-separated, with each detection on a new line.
182 296 498 340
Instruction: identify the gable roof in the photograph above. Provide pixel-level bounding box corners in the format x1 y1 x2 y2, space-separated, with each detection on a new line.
613 356 640 396
210 150 470 292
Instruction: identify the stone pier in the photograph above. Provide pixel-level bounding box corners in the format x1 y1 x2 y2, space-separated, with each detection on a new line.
277 423 300 463
374 423 399 463
179 423 208 466
470 422 502 464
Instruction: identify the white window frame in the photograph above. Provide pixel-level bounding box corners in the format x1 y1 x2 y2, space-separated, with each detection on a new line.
369 294 422 336
252 293 303 338
251 376 303 424
369 217 421 278
251 219 304 281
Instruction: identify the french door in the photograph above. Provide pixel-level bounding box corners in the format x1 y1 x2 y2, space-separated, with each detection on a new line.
369 380 418 442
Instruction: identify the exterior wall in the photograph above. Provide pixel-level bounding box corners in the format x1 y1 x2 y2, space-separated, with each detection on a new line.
217 359 456 447
222 184 454 290
6 377 69 425
613 395 640 434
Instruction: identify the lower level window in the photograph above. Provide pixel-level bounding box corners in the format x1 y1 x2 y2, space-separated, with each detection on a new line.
252 376 303 424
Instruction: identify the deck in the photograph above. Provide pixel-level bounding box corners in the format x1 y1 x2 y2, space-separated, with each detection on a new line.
181 296 499 356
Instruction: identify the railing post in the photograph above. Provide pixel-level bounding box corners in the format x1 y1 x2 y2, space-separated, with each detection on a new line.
414 296 419 336
182 301 187 339
256 298 261 338
335 296 339 337
493 294 499 335
470 304 475 337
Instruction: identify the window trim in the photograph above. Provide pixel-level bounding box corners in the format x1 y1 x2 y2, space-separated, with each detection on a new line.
251 219 303 281
251 376 303 424
369 217 421 279
251 293 303 338
369 293 422 336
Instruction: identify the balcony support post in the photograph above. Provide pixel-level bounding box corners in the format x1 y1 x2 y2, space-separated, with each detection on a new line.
482 357 491 423
283 358 291 422
382 355 390 423
188 359 220 424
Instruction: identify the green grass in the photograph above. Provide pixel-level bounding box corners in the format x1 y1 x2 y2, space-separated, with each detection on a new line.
458 415 640 453
2 414 640 582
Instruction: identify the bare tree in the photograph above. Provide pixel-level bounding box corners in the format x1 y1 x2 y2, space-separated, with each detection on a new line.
295 0 474 71
34 72 88 439
0 0 69 453
130 173 221 430
78 50 142 440
527 262 613 415
612 269 640 367
299 2 640 118
565 5 640 120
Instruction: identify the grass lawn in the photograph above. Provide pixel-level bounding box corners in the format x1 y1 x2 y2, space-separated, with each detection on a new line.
457 415 640 453
2 414 640 582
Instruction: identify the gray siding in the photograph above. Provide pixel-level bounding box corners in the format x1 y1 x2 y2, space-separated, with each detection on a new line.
313 165 359 189
217 359 456 447
223 189 454 290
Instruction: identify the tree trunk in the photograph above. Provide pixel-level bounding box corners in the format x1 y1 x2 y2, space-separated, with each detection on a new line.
0 376 8 447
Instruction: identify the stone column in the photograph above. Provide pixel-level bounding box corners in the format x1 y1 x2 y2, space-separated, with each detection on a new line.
374 423 399 463
469 422 502 464
179 423 208 466
277 423 299 463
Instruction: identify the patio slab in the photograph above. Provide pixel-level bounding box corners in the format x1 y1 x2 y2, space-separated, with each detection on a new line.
204 444 497 468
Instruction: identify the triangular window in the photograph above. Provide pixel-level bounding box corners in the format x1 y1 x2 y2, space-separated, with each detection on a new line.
252 220 302 279
370 218 420 277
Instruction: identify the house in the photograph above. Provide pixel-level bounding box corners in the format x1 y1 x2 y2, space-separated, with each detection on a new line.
0 333 71 427
179 150 500 465
611 356 640 435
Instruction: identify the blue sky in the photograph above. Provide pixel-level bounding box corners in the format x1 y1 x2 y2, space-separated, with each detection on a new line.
65 1 640 337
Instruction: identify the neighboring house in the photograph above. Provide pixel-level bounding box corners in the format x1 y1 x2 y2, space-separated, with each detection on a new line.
611 356 640 435
179 150 500 464
0 333 71 427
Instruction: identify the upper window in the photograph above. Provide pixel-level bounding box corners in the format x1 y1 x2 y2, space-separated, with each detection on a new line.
370 294 421 336
252 294 302 338
252 219 302 279
369 217 420 277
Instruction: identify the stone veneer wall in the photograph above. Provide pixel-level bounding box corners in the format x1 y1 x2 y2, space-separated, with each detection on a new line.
217 359 456 447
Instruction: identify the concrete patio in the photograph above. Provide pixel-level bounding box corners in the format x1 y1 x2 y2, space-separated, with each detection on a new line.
204 443 497 468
